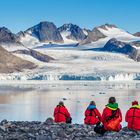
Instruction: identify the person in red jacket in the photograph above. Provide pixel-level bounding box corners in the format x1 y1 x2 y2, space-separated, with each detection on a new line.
84 101 101 125
54 101 71 123
102 97 122 132
125 101 140 130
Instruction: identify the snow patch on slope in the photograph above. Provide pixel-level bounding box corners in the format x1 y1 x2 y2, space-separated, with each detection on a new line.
82 29 88 36
0 43 27 52
98 26 139 42
19 33 41 48
60 31 78 44
13 53 46 67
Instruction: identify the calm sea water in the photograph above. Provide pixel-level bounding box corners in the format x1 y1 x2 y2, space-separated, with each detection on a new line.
0 81 140 127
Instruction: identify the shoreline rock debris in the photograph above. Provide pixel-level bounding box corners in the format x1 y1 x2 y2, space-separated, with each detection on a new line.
0 118 139 140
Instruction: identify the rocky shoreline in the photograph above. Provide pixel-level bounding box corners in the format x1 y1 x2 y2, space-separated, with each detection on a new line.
0 118 139 140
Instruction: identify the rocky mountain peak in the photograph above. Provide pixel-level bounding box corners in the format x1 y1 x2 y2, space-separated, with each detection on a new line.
106 38 125 47
58 23 87 42
58 23 79 32
0 27 18 43
133 32 140 37
25 21 63 43
98 24 117 30
80 26 106 45
0 27 11 33
101 38 135 55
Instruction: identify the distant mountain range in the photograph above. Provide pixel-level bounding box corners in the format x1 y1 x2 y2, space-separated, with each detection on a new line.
0 21 139 47
0 21 140 75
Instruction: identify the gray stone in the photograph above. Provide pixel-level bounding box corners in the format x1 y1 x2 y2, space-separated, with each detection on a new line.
36 135 50 140
88 131 96 137
0 126 6 132
44 118 54 125
0 120 139 140
1 119 8 125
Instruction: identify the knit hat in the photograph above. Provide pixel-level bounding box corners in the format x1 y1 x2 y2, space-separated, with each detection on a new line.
132 101 138 106
59 101 64 106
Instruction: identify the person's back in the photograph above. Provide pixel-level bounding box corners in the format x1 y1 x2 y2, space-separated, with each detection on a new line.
54 101 70 123
125 101 140 130
102 97 122 132
84 101 101 125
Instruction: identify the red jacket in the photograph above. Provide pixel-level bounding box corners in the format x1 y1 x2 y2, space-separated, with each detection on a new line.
125 106 140 130
84 107 101 125
102 107 122 131
54 105 70 123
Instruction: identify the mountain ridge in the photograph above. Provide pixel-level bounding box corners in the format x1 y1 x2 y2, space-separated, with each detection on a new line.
58 23 87 43
0 21 139 47
0 45 36 73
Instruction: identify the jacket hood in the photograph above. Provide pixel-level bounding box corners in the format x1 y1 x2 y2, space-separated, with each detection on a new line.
88 105 96 110
131 105 140 109
106 103 118 110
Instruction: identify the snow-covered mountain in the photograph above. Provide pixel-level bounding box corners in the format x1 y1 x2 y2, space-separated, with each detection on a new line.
80 27 106 45
58 23 87 43
82 24 139 45
101 38 135 55
1 22 137 50
18 21 63 48
97 24 138 42
0 27 19 43
0 22 139 48
0 21 139 81
0 27 25 51
100 38 140 62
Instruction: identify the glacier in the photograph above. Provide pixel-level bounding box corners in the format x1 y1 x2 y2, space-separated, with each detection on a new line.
0 46 139 81
0 72 139 81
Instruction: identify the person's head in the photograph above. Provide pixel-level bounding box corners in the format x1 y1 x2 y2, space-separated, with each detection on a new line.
108 97 116 104
58 101 64 106
132 101 139 106
89 101 96 106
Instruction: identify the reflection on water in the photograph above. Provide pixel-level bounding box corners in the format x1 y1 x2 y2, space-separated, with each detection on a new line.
0 81 140 127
